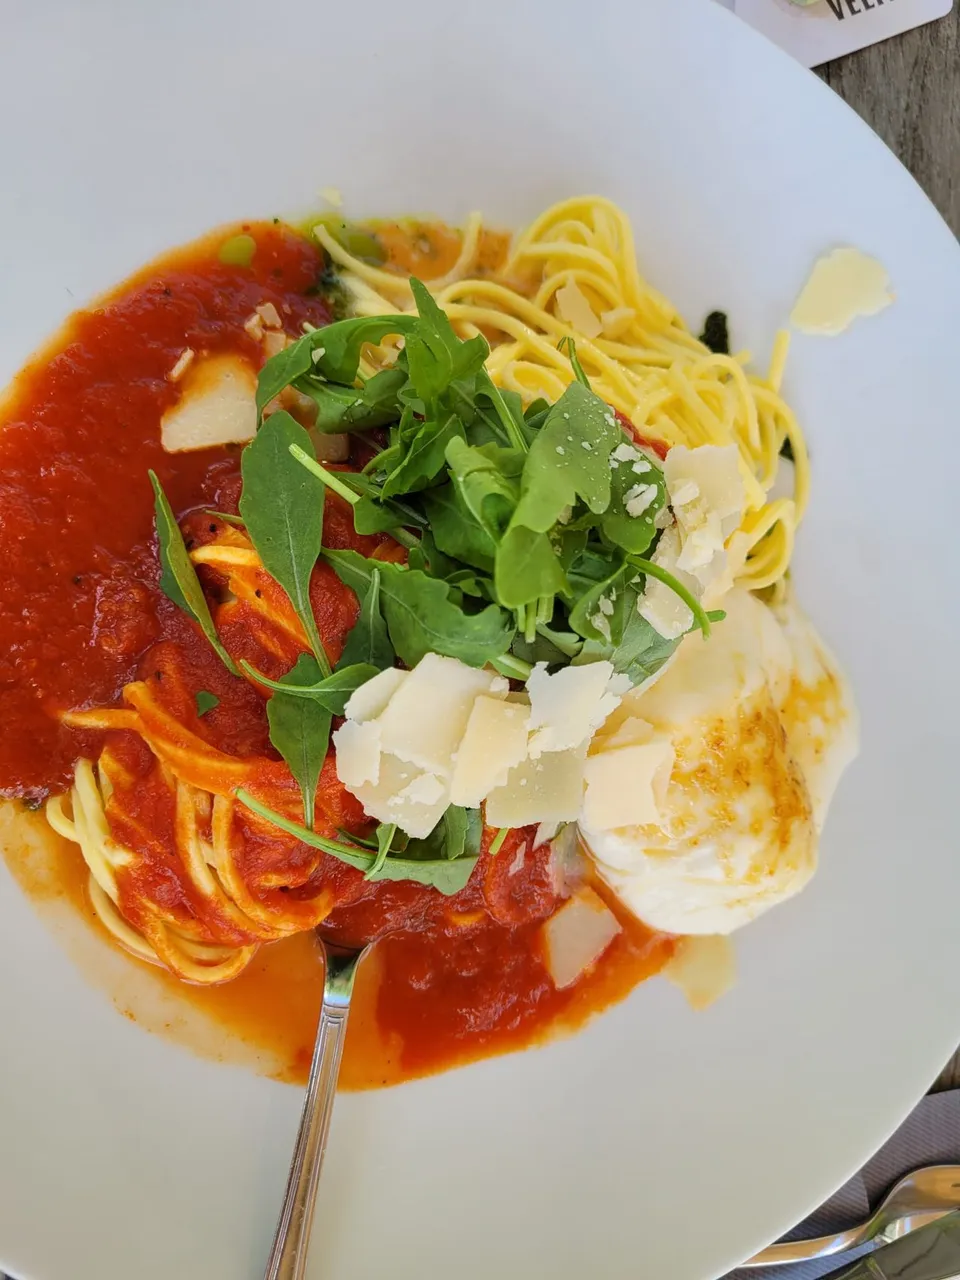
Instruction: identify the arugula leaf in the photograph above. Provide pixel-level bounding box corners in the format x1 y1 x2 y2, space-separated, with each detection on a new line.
323 548 514 668
558 336 590 387
336 566 394 672
380 412 465 499
400 805 482 865
444 438 522 539
601 454 666 555
422 484 497 572
239 412 330 676
203 509 245 527
234 791 478 895
568 561 632 644
404 279 489 409
495 525 567 609
576 590 679 685
367 823 396 879
195 690 219 717
489 827 509 856
256 316 419 415
243 660 379 715
509 382 622 533
300 366 406 434
149 471 239 677
265 654 332 828
474 372 530 451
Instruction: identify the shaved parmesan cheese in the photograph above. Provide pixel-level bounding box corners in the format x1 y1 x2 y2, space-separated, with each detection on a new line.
582 738 674 830
485 745 588 828
541 887 621 989
350 752 450 839
527 661 622 756
637 527 699 640
321 186 343 208
160 354 258 453
449 696 530 808
590 714 657 754
664 935 736 1010
262 330 290 360
333 719 381 788
534 819 562 850
556 280 602 339
393 771 446 807
343 667 408 723
243 313 264 342
664 445 746 586
600 306 635 339
377 654 504 775
256 302 283 330
166 347 195 383
791 246 893 336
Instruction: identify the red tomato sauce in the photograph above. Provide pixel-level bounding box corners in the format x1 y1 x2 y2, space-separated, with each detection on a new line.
0 223 674 1088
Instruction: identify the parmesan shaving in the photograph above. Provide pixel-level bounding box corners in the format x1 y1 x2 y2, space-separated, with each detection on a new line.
449 697 530 808
555 280 602 339
527 661 622 757
541 888 621 989
160 354 257 453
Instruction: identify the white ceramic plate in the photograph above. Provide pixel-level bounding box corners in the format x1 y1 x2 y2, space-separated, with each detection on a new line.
2 2 959 1277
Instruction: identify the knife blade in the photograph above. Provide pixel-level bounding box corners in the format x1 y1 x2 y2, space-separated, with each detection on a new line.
819 1211 960 1280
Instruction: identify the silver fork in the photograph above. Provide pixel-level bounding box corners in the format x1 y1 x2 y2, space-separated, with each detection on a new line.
743 1165 960 1268
262 938 371 1280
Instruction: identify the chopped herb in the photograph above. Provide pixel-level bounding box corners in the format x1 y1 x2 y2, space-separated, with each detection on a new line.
195 691 219 717
489 827 509 856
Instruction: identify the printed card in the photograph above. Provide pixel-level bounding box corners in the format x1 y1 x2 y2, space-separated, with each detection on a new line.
733 0 953 67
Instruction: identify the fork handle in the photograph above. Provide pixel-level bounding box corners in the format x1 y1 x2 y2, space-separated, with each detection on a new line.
263 949 364 1280
741 1224 870 1268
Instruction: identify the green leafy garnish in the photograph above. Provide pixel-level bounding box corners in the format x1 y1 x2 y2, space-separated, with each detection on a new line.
149 471 239 677
234 791 479 895
323 548 513 669
558 336 590 387
488 827 509 856
239 411 330 676
226 273 733 892
195 690 219 717
243 661 379 716
336 567 394 672
265 654 332 829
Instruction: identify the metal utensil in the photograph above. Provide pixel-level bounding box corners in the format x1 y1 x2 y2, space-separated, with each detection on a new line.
262 937 371 1280
743 1165 960 1268
818 1209 960 1280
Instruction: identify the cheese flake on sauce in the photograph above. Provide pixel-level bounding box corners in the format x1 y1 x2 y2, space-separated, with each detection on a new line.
160 353 257 453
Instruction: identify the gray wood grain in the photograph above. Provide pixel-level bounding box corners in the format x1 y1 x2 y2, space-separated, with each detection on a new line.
817 6 960 236
818 9 959 1089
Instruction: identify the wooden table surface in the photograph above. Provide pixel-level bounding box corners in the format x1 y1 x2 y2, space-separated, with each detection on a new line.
817 6 960 235
817 8 960 1088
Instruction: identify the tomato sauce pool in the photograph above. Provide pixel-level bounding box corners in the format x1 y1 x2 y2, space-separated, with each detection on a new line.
0 221 673 1088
